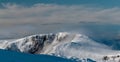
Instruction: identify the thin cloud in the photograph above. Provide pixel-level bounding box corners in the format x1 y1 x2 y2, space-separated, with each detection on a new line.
0 3 120 26
0 3 120 39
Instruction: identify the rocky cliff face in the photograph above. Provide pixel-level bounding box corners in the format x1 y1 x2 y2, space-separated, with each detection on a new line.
0 32 69 54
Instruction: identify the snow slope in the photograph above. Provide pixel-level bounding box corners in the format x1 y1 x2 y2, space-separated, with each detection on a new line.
0 49 78 62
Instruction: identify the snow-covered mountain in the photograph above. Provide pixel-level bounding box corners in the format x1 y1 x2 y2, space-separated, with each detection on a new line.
0 32 120 62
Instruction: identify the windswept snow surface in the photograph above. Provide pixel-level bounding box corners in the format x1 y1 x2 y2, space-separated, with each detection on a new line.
0 32 120 62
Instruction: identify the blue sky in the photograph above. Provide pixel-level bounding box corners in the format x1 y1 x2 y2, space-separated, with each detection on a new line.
0 0 120 8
